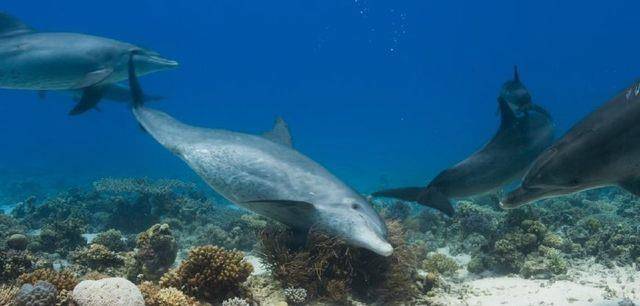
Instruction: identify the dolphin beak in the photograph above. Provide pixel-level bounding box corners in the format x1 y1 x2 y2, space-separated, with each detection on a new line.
501 186 553 209
374 241 394 257
141 54 179 70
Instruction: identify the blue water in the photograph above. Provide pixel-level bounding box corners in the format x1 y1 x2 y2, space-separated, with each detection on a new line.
2 0 640 197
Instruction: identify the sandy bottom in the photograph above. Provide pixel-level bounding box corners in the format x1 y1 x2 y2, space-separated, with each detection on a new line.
427 259 639 306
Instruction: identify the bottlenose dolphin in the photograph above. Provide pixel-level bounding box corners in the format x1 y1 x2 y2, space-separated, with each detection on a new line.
126 56 393 256
502 80 640 208
500 66 551 118
374 73 555 216
0 12 177 115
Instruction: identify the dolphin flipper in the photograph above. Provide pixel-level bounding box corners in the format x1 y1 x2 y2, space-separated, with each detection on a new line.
373 187 423 202
263 117 293 147
243 200 316 228
69 86 105 115
0 12 35 37
417 188 455 216
71 68 114 90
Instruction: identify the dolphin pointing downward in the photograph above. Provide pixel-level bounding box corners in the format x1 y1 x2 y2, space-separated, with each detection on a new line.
126 56 393 256
374 71 555 216
502 80 640 208
0 12 177 115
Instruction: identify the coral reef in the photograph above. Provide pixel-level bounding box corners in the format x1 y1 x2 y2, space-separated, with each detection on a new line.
160 245 252 302
31 218 87 255
0 284 19 305
284 287 307 304
257 221 419 304
221 297 250 306
135 224 178 281
139 281 199 306
18 268 78 291
6 233 28 251
14 281 57 306
0 250 35 283
422 253 460 276
92 229 128 252
71 244 124 272
72 277 144 306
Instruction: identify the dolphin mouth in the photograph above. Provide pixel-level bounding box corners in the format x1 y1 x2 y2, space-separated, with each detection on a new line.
500 185 560 209
370 240 394 257
145 55 179 68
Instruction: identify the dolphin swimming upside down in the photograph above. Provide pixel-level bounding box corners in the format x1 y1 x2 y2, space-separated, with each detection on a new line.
0 12 177 115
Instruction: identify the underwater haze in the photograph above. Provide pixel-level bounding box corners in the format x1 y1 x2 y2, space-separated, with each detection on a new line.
1 1 640 305
2 0 640 192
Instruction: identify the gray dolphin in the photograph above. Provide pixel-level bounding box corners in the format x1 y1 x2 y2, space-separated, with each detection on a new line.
374 72 555 216
126 56 393 256
0 12 177 115
500 66 551 119
502 80 640 208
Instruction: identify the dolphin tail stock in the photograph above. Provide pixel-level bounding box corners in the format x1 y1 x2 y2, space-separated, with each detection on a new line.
416 187 456 216
372 187 423 202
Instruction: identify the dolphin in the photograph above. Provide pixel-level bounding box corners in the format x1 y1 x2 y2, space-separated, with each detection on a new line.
126 55 393 256
0 12 177 115
499 66 551 119
373 72 555 216
502 80 640 208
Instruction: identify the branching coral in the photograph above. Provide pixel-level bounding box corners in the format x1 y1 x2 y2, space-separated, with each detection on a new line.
18 268 77 291
139 281 199 306
422 253 460 276
32 218 86 255
136 224 178 281
92 229 127 252
257 221 419 304
160 245 252 303
71 244 124 271
0 284 18 305
0 250 35 283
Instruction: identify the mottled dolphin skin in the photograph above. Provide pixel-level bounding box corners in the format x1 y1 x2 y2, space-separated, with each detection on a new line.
126 57 392 256
502 80 640 208
0 12 177 115
374 72 555 216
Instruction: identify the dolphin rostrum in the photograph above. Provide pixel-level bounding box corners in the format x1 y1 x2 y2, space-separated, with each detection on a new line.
374 71 555 216
502 80 640 208
127 55 393 256
0 12 177 115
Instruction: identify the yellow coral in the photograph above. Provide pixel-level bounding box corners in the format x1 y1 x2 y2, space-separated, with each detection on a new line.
0 285 19 305
139 281 200 306
160 245 252 302
18 268 78 291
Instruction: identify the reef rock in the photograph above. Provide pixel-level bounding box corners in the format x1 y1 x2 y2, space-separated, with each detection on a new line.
72 277 144 306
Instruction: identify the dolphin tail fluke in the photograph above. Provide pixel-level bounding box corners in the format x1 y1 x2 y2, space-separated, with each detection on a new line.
372 187 423 202
417 188 455 216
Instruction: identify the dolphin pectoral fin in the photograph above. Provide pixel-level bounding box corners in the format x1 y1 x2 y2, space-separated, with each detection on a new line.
372 187 423 202
243 200 316 227
71 68 114 90
416 188 455 216
262 117 293 147
530 104 552 120
0 13 35 37
619 178 640 197
69 86 105 115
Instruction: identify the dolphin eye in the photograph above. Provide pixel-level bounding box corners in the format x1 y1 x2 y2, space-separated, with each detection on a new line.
351 203 360 210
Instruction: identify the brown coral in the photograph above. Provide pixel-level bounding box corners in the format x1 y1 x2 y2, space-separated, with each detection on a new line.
139 281 200 306
71 244 124 271
160 245 252 302
257 220 419 304
136 224 177 280
0 284 19 305
18 268 78 291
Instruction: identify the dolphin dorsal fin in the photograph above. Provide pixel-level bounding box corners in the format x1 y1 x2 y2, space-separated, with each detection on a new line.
0 12 35 37
263 117 293 147
498 97 517 127
513 65 520 82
